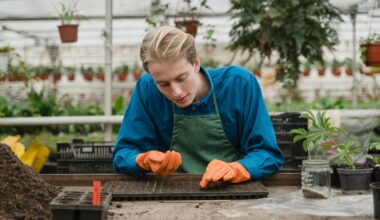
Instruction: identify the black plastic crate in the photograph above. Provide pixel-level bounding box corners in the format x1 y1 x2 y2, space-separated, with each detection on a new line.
50 191 112 220
270 112 308 171
57 139 115 174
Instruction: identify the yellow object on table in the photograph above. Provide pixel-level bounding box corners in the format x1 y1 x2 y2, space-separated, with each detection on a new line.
21 140 50 173
1 135 25 158
1 136 50 173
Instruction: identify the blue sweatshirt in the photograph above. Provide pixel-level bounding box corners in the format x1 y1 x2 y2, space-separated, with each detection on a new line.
113 65 284 180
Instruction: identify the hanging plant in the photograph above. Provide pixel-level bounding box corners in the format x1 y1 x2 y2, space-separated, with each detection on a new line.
174 0 211 37
360 33 380 67
228 0 342 88
56 0 82 43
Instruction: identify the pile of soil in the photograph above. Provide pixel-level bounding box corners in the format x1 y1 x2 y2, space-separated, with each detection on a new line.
0 144 62 219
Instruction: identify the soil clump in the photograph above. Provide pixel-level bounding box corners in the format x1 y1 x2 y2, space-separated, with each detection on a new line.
0 144 61 219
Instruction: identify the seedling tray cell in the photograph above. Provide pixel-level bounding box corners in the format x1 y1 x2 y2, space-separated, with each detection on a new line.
50 191 112 220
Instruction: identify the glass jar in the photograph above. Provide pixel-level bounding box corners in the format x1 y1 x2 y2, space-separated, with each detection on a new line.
301 159 331 199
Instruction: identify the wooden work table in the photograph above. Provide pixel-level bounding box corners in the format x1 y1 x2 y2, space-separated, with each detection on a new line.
42 173 374 220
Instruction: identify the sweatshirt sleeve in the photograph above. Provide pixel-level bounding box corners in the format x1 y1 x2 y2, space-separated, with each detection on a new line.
113 76 163 176
236 71 284 180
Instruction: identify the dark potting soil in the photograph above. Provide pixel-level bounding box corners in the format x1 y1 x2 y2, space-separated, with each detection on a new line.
302 189 327 199
0 144 62 220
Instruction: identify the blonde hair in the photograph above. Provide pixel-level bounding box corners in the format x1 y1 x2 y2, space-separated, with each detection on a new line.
139 26 198 72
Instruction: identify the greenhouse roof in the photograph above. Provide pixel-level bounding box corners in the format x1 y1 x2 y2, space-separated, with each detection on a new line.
0 0 378 47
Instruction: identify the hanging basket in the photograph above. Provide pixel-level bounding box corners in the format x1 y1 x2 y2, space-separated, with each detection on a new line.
360 43 380 67
58 24 79 43
175 20 198 37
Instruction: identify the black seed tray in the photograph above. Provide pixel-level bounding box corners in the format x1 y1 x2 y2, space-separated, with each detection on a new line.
102 178 268 201
50 191 112 220
56 138 115 173
270 112 308 171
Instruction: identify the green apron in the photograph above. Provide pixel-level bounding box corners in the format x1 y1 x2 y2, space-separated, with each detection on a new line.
170 92 242 173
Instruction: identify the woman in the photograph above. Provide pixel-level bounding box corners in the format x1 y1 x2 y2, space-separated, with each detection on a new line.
113 26 283 188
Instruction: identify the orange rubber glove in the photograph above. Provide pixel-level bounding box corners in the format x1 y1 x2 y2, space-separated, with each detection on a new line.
199 159 250 189
136 150 182 176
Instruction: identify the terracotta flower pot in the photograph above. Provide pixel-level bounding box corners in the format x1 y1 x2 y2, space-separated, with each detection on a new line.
303 69 311 77
346 68 353 76
118 73 127 81
83 75 93 81
175 20 198 37
58 24 79 43
96 74 104 81
38 74 49 81
67 74 75 81
331 68 341 76
54 74 62 81
318 68 325 76
361 43 380 67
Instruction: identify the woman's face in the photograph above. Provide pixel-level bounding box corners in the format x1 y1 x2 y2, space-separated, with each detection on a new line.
148 58 201 108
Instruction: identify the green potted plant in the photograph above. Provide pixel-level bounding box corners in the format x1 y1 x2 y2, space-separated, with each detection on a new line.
131 62 143 81
332 142 373 194
51 66 62 82
315 61 326 77
114 64 129 82
331 59 342 77
0 46 13 73
228 0 342 88
344 58 354 76
57 0 82 43
96 66 104 81
34 65 50 81
360 33 380 67
8 61 29 82
175 0 211 37
291 110 343 199
65 66 76 81
302 62 311 77
80 66 94 81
